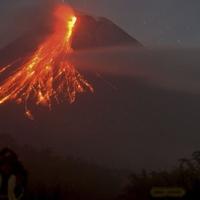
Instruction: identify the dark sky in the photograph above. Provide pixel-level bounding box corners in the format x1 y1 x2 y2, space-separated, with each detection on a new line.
68 0 200 47
0 0 200 47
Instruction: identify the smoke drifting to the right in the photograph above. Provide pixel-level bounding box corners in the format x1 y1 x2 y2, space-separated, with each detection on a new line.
70 47 200 94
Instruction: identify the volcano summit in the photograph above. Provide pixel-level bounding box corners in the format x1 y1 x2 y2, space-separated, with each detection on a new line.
72 13 142 49
0 5 142 118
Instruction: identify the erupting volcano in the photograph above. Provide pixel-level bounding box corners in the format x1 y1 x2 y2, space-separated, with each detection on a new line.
0 5 93 120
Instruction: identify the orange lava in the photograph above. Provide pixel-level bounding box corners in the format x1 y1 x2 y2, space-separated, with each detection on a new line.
0 5 93 120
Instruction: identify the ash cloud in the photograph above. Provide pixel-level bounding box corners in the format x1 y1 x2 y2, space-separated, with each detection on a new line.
70 47 200 94
0 0 58 49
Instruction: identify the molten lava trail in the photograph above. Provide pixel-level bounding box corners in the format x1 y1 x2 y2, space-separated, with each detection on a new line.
0 5 93 119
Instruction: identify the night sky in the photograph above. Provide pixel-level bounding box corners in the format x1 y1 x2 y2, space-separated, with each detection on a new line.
0 0 200 47
69 0 200 47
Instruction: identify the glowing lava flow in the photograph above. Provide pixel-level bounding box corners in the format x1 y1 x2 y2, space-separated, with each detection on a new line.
0 5 93 120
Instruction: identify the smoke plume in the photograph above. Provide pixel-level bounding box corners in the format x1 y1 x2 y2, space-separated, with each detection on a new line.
0 0 59 49
70 46 200 94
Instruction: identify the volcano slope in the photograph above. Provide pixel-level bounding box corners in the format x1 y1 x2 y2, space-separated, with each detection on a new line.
0 10 200 198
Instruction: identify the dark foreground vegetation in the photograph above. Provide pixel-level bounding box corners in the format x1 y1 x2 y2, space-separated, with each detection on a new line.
119 151 200 200
0 134 125 200
1 134 200 200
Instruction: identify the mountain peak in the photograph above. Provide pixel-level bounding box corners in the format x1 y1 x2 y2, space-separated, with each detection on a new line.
0 13 142 65
72 13 142 50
